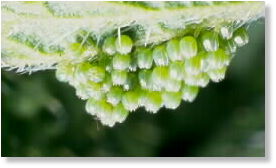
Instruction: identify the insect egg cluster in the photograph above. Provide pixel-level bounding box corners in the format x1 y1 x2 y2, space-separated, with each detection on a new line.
55 26 249 127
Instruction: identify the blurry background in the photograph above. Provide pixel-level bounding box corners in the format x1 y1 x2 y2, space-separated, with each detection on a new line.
1 19 265 157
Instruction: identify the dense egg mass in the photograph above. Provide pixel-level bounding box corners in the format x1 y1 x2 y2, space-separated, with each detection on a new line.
55 26 249 127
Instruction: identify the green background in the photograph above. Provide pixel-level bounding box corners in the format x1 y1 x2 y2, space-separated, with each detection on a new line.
1 19 265 157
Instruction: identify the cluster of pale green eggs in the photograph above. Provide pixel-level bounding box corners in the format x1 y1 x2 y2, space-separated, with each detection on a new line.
55 26 249 127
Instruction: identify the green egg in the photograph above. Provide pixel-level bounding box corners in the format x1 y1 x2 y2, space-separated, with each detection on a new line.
75 83 90 100
220 26 233 40
151 66 170 91
164 78 182 92
115 35 133 54
143 91 163 113
95 100 115 127
166 39 183 61
85 98 98 115
201 31 219 52
179 36 198 59
97 55 113 72
98 100 114 117
184 54 204 75
207 66 227 82
70 42 97 59
153 45 169 66
111 70 128 85
88 66 106 83
75 62 105 83
169 61 185 81
233 27 249 47
102 36 116 55
76 81 103 100
86 81 104 100
101 74 112 92
122 90 140 111
221 39 237 54
162 91 182 109
138 70 152 90
206 49 230 69
123 73 138 91
129 54 137 72
181 84 199 102
55 63 75 83
197 52 209 72
137 90 148 107
183 72 209 87
107 86 123 105
113 53 131 70
74 62 93 83
112 103 129 123
85 99 117 126
136 48 153 69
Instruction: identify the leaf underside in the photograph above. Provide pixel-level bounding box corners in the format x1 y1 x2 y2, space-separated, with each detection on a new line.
2 1 264 71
